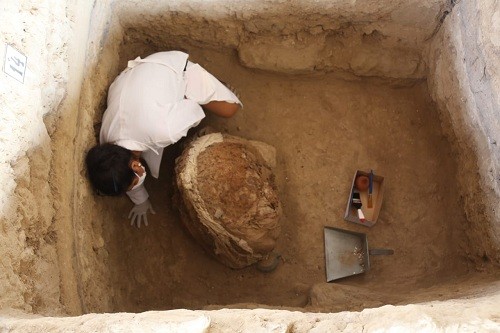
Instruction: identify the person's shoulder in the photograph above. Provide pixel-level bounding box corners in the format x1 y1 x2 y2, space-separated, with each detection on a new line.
145 51 189 63
142 51 189 73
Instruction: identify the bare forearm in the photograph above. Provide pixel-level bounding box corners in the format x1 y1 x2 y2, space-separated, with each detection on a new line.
202 100 240 118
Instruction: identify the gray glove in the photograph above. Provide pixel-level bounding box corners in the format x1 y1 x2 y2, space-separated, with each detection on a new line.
128 199 156 228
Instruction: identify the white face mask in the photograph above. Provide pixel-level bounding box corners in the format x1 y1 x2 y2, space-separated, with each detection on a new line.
131 165 146 191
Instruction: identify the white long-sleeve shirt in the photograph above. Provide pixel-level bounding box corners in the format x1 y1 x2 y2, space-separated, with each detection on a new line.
99 51 241 204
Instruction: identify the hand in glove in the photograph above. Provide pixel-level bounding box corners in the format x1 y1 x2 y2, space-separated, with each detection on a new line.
128 199 156 228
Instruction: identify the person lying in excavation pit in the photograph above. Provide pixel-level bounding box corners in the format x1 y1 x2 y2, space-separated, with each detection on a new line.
85 51 242 228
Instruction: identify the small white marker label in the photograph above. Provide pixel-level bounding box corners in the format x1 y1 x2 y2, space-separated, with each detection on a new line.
4 44 27 83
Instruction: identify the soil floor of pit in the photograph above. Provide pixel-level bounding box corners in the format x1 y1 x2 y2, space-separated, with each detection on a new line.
97 47 481 312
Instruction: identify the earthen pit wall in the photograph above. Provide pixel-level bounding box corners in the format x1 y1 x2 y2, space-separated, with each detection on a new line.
2 290 500 332
115 0 452 78
0 0 78 315
427 0 500 265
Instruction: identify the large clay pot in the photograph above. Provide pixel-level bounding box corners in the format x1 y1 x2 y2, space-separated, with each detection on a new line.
174 133 282 269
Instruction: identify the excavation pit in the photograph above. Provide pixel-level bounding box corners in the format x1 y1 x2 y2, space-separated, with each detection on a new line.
95 48 475 312
74 1 499 313
1 0 499 327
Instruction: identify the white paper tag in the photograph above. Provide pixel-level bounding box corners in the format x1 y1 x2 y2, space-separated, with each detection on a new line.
4 44 27 83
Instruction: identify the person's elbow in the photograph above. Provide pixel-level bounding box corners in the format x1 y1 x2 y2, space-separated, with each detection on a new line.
222 103 240 118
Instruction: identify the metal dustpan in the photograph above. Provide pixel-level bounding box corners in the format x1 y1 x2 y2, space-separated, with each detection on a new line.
324 227 393 282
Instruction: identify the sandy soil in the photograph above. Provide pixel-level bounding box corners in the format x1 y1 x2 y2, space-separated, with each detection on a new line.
93 47 483 313
1 0 498 322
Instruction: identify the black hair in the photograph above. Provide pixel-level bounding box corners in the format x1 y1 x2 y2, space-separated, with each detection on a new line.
85 143 135 196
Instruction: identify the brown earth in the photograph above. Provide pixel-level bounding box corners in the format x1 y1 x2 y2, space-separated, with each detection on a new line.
94 47 492 313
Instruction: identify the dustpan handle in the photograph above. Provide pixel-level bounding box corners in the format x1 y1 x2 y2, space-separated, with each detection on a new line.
369 249 394 255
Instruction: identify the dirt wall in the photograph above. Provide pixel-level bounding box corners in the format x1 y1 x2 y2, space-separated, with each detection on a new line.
0 0 76 314
2 288 499 332
57 0 117 315
116 0 451 78
427 0 500 265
